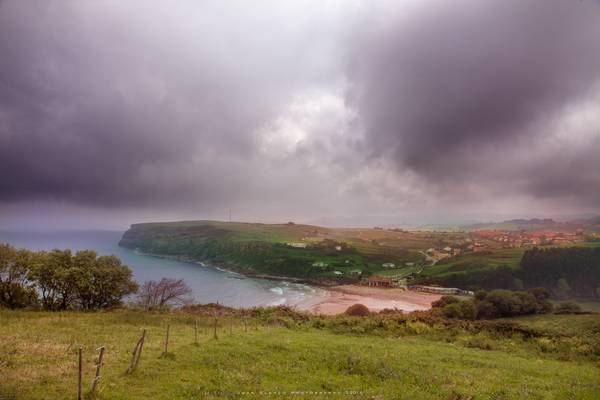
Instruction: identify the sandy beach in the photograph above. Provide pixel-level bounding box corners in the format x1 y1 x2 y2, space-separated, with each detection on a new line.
296 285 441 315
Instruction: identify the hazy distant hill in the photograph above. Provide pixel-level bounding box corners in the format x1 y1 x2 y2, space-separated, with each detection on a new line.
461 218 587 232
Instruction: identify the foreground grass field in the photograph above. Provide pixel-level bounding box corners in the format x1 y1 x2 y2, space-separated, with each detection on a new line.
1 310 599 400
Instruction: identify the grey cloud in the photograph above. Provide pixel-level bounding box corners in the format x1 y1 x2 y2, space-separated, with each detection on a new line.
0 0 341 207
1 0 599 226
344 0 600 196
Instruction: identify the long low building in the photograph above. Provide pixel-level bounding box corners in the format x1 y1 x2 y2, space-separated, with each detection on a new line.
366 275 397 287
410 285 474 296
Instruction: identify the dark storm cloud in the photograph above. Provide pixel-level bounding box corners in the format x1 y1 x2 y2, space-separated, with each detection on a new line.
1 0 599 225
0 1 340 207
344 0 600 200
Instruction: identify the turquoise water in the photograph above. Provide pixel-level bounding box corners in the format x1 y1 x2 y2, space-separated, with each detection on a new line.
0 230 323 308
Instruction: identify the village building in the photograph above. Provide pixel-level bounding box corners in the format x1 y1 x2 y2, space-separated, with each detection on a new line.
410 285 474 296
382 262 396 268
286 242 307 248
366 275 395 287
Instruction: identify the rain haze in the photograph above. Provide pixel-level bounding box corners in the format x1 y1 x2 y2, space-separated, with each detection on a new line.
1 0 600 229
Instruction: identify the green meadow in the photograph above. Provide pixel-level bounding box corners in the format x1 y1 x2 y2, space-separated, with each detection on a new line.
1 309 599 400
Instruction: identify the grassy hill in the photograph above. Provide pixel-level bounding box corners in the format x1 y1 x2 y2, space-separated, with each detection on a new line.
119 221 442 283
118 220 600 292
1 308 599 400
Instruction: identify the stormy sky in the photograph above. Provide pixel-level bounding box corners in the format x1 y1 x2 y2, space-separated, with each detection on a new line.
1 0 599 229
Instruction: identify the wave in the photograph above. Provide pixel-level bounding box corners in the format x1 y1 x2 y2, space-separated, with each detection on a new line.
269 287 284 295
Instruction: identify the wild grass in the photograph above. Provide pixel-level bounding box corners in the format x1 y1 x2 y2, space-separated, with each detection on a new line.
1 309 599 399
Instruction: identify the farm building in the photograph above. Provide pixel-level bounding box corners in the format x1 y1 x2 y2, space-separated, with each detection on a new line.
410 285 474 296
382 263 396 268
312 261 328 267
286 242 308 248
366 275 395 287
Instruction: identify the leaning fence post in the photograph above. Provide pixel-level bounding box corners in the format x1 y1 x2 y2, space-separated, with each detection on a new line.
91 346 105 394
134 329 146 369
77 347 83 400
162 325 170 357
126 330 145 374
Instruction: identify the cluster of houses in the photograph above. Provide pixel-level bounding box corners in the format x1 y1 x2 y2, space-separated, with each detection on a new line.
473 230 584 247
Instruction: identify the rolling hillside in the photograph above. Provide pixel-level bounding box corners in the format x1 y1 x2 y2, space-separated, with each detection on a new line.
1 308 599 400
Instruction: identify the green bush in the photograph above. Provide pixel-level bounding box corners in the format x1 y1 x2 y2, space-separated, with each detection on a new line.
345 303 371 317
432 295 460 308
554 302 582 314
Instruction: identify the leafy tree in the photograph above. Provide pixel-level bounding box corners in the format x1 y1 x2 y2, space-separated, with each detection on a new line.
75 253 138 310
0 244 37 308
28 249 76 310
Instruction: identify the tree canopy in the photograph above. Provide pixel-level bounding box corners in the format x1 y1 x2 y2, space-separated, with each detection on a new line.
0 243 138 310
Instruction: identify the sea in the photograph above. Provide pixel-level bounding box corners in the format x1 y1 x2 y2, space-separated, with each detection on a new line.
0 230 324 308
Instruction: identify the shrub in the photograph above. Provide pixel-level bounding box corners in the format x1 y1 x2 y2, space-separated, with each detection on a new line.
345 303 370 317
442 300 477 320
432 295 460 308
554 302 582 314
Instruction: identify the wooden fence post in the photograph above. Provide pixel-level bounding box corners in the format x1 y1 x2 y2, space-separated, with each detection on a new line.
91 346 105 394
194 320 198 345
162 325 170 357
134 329 146 369
77 347 83 400
213 317 218 340
244 316 247 333
126 329 146 374
229 318 233 336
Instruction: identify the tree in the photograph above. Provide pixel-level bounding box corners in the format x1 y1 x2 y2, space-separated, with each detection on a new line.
27 248 137 310
74 253 138 310
28 249 75 310
0 244 37 308
136 278 192 310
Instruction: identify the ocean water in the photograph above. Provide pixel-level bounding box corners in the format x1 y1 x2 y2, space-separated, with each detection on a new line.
0 230 324 308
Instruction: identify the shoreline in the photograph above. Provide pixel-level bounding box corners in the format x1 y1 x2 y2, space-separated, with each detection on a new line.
127 247 440 315
295 285 442 315
127 247 348 286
